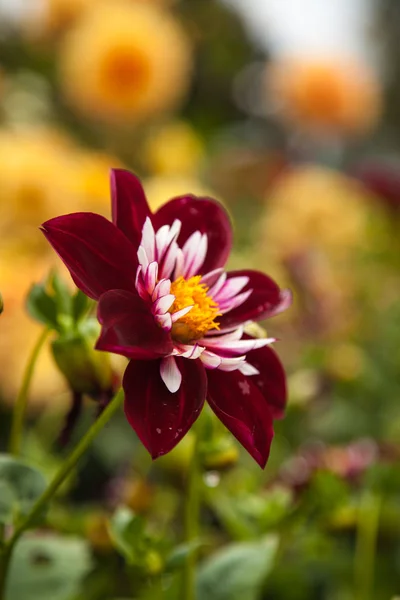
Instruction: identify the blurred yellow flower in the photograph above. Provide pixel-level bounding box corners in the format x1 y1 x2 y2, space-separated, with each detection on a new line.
0 127 122 407
257 166 371 337
0 128 121 252
67 150 124 214
0 128 74 253
23 0 93 39
143 121 204 176
59 1 192 124
266 59 381 136
261 166 368 259
144 175 221 213
0 252 67 408
23 0 180 40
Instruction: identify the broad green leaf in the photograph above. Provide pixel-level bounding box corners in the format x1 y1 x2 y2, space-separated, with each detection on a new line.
108 507 145 563
6 535 92 600
26 284 59 330
196 536 279 600
0 455 47 525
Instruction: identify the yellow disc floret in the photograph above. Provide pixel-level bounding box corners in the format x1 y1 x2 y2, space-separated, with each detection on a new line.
170 276 221 343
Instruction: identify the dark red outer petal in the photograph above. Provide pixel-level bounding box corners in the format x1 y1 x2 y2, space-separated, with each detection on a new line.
246 342 287 419
96 290 173 359
41 213 137 300
153 195 233 274
123 358 207 458
219 270 291 329
206 368 274 468
110 169 152 247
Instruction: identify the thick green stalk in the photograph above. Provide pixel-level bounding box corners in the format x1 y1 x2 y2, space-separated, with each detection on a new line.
8 328 50 456
354 492 381 600
0 388 124 600
182 433 201 600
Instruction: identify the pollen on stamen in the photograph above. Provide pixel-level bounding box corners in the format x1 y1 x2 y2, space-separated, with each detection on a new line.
169 275 221 342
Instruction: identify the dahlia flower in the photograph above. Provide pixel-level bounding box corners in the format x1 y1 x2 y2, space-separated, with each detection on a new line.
42 170 291 467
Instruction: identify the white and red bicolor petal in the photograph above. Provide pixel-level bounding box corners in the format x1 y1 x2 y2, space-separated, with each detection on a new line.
200 335 275 357
44 168 291 469
124 358 207 459
152 194 233 274
181 231 208 278
170 343 204 360
160 356 182 393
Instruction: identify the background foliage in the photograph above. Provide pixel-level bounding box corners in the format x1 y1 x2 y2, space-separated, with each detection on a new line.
1 0 400 598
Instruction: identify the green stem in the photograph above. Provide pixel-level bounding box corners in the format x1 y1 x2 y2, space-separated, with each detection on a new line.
0 388 124 600
182 432 202 600
354 492 381 600
8 328 51 456
0 547 12 600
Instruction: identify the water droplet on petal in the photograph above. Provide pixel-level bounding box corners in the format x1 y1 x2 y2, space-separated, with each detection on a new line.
156 428 162 434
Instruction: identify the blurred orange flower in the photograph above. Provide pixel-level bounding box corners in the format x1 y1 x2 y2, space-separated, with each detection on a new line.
59 1 192 124
266 59 381 137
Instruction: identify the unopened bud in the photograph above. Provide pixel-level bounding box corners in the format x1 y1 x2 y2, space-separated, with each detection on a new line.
202 438 239 471
51 318 114 398
145 550 163 575
122 478 153 514
85 513 113 553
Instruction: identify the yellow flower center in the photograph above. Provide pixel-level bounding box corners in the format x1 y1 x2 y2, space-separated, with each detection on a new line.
169 276 221 343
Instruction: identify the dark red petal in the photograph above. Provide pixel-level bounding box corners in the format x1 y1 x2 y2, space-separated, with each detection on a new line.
220 270 292 329
96 290 173 359
123 358 207 458
246 344 287 419
111 169 151 246
153 196 233 273
207 368 274 468
41 213 137 300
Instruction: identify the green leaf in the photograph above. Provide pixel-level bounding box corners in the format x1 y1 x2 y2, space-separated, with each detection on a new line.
108 507 145 563
166 540 204 571
50 271 72 317
26 284 59 331
0 455 47 525
6 535 92 600
72 290 90 323
196 536 279 600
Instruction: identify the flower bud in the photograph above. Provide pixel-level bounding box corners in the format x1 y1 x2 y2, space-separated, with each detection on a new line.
122 478 154 514
202 442 239 471
145 550 163 575
85 512 113 553
51 318 114 398
199 409 240 470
